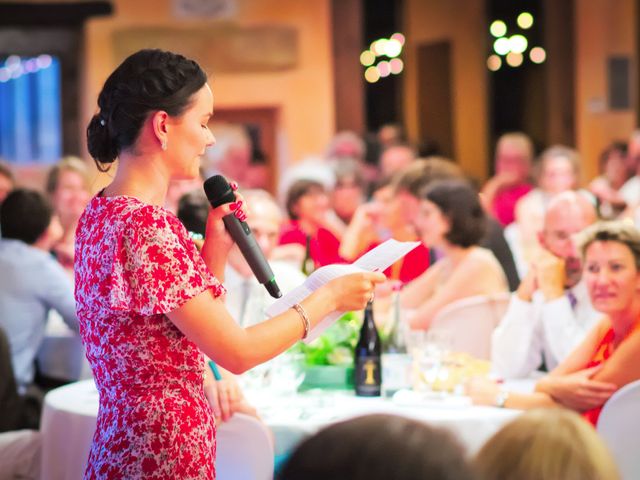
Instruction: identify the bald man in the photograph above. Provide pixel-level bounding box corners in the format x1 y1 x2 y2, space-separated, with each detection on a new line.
492 192 602 378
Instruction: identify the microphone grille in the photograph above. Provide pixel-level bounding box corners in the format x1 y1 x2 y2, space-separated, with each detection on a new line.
203 175 235 207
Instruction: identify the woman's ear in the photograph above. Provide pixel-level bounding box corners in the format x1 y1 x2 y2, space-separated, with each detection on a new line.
151 110 169 149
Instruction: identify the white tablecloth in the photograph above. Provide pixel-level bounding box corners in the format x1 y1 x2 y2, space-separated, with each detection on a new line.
40 379 527 479
38 312 92 382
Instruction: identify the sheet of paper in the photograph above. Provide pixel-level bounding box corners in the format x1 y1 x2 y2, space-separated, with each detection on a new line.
266 239 421 343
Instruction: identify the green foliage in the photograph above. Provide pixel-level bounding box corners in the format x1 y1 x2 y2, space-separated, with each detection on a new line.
290 311 361 366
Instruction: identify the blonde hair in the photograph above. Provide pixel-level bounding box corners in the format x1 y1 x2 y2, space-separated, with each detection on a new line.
579 220 640 270
45 156 90 194
474 409 619 480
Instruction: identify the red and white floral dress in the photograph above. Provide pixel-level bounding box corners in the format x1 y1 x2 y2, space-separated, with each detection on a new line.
75 194 225 479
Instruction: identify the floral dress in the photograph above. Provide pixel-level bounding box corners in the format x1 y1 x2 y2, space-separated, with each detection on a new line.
74 195 225 479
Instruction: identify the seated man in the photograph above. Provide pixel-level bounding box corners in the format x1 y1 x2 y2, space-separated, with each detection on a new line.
0 189 78 394
492 191 601 378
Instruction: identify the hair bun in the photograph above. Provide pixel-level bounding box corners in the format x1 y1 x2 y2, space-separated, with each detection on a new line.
86 113 118 170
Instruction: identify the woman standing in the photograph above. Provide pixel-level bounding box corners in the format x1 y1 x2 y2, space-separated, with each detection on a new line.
77 49 383 479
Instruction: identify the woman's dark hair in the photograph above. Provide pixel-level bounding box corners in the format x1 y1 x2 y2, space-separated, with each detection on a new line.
285 179 325 220
422 179 486 247
177 190 209 237
87 49 207 171
279 414 475 480
0 188 53 245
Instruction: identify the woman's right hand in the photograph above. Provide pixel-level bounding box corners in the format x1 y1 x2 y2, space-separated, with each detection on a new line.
323 271 386 312
202 183 247 264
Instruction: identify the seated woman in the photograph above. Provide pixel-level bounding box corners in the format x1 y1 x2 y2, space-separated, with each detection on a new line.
339 176 430 284
468 221 640 427
278 179 345 269
401 179 508 330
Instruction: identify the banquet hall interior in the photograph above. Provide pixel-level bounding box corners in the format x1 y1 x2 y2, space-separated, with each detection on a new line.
1 0 639 479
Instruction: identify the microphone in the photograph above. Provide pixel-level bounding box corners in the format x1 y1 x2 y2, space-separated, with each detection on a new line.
203 175 282 299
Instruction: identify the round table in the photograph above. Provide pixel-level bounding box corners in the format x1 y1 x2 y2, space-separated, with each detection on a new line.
40 379 526 479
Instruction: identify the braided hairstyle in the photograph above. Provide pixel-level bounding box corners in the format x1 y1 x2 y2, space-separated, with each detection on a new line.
87 49 207 171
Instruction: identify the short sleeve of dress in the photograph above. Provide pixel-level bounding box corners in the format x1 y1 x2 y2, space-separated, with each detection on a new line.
109 205 225 315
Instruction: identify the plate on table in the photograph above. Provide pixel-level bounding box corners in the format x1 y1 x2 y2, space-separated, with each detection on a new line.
391 389 472 409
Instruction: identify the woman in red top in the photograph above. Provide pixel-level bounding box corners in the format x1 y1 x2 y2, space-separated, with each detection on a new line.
468 221 640 426
77 49 384 480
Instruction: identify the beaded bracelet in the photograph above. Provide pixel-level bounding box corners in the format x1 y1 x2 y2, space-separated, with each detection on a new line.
292 303 310 340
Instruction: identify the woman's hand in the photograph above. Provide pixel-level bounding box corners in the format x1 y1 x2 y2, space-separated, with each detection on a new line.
201 182 247 274
535 366 617 411
465 377 501 406
324 271 386 312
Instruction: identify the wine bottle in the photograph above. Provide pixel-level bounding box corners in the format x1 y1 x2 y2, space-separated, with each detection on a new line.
354 301 381 396
301 234 315 276
382 286 411 397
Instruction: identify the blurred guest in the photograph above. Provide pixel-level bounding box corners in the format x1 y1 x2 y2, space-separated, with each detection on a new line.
401 180 508 330
330 159 366 224
508 145 586 277
377 123 406 149
45 156 91 272
474 409 619 480
0 189 78 395
393 158 520 291
589 142 630 219
0 161 15 205
166 177 203 214
492 192 601 378
468 221 640 427
481 132 534 226
325 130 366 163
619 129 640 209
340 176 430 284
279 414 475 480
279 179 344 268
379 143 416 178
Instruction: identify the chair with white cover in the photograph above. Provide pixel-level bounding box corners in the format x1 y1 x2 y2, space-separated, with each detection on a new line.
215 413 274 480
596 379 640 480
430 293 511 360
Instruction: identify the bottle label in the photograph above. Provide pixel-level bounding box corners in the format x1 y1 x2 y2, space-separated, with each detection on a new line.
355 355 381 396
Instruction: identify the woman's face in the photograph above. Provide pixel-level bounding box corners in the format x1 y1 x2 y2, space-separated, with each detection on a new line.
584 240 640 314
166 84 216 180
51 169 90 228
415 199 450 248
293 186 330 224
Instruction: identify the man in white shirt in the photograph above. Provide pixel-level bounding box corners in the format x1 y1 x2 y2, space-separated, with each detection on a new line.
224 190 306 326
492 191 601 378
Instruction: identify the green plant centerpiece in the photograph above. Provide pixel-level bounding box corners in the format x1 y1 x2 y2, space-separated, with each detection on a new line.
290 311 362 390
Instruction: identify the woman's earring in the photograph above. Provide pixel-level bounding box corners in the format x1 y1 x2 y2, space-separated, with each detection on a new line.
161 140 167 151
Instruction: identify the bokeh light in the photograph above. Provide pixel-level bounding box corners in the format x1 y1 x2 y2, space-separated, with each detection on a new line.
390 32 405 46
517 12 534 29
530 46 547 64
383 39 402 58
493 37 510 56
487 55 502 71
377 61 391 78
508 35 528 54
364 66 380 83
506 51 523 67
360 50 375 66
490 20 507 38
389 58 404 74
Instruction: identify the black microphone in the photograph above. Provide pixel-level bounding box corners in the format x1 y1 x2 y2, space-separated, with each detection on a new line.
203 175 282 299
